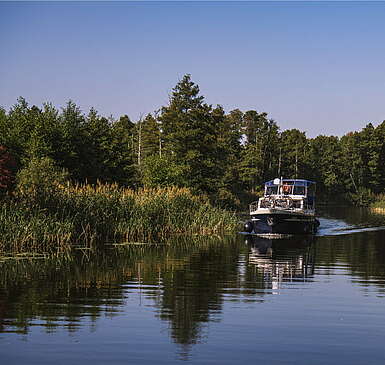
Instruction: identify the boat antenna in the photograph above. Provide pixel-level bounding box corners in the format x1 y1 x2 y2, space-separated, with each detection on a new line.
278 146 282 177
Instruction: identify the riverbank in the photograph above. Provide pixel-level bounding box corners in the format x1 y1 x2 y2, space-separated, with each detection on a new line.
370 194 385 213
371 207 385 214
0 184 238 255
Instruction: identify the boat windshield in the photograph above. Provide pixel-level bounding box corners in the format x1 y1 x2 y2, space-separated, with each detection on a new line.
266 186 278 195
293 185 305 195
264 179 315 197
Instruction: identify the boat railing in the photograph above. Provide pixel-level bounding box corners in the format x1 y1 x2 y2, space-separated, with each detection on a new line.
249 201 259 213
250 196 314 213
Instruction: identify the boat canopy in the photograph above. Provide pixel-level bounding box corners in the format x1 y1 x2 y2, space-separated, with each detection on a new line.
264 179 316 197
265 179 316 187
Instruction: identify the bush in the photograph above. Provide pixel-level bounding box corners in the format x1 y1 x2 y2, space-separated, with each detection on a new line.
141 155 185 188
15 157 68 202
0 145 16 196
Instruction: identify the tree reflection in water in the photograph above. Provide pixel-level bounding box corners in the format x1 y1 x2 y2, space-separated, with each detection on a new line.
2 228 385 358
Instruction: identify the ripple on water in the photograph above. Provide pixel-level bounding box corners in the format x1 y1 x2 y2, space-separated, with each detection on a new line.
317 216 385 237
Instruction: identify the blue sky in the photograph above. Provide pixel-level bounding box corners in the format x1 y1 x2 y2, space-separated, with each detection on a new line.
1 1 385 137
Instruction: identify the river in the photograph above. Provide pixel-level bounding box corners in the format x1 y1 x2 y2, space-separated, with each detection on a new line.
1 207 385 364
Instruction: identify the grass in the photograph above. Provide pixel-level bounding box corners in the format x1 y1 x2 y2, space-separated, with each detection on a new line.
0 183 238 254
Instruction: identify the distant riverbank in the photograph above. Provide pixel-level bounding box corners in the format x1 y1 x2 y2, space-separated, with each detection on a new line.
371 207 385 214
370 194 385 213
0 184 238 255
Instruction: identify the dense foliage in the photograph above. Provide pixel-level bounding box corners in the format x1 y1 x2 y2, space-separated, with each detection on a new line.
0 145 16 195
1 74 385 207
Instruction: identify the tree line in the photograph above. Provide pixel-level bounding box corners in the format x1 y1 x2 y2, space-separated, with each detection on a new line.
1 74 385 207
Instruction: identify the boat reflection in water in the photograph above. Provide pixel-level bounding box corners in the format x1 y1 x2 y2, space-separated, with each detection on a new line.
244 235 315 291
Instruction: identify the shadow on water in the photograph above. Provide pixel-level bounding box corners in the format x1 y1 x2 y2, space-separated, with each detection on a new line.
2 207 385 363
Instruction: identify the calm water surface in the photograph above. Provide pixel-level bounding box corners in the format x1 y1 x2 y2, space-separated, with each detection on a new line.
1 207 385 364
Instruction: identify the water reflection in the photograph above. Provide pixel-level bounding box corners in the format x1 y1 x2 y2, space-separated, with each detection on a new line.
245 236 315 290
0 254 127 335
0 238 240 341
0 236 318 346
2 214 385 364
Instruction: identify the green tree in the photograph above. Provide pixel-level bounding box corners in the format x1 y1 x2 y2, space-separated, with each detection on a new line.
307 135 342 198
3 97 33 165
80 108 114 182
0 146 16 195
159 74 222 194
239 111 279 192
110 114 138 186
213 108 244 207
279 129 308 179
57 101 87 180
375 121 385 189
141 155 185 188
359 123 382 192
137 113 161 164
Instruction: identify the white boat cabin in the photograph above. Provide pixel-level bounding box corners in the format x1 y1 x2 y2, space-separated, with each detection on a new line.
250 178 316 214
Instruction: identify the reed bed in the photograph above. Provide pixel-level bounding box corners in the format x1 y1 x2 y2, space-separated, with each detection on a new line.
0 184 237 254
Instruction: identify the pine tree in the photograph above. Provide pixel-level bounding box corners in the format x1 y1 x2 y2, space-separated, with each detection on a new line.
159 74 221 194
81 108 113 182
279 129 307 179
110 114 138 186
58 101 86 180
139 113 161 161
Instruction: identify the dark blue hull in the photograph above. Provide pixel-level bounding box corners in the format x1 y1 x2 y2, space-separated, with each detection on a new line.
249 213 318 235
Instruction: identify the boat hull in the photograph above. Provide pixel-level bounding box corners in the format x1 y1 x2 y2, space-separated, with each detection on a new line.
249 213 317 235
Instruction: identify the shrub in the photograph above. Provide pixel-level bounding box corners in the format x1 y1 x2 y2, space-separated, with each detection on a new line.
0 145 16 196
15 157 68 202
141 155 185 188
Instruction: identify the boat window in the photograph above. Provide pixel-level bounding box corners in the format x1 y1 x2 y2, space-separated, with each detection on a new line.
282 184 292 195
266 186 278 195
293 186 305 195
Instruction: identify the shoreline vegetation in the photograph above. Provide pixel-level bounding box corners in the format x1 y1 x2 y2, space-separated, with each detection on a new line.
371 207 385 214
370 195 385 212
0 183 238 255
2 74 385 254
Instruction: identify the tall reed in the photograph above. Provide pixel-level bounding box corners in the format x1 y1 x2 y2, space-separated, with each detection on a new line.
0 184 238 254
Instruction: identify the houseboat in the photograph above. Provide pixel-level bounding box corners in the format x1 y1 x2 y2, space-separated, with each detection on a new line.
244 178 319 236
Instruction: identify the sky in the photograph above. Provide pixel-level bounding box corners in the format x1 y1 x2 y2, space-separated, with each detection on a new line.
1 1 385 137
